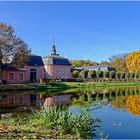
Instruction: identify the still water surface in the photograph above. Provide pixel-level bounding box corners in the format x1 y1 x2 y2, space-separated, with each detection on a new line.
1 86 140 139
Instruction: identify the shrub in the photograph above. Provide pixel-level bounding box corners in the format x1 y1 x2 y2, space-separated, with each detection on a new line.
130 72 135 79
134 73 139 81
126 72 131 81
120 72 126 81
103 71 110 79
88 70 96 80
110 71 116 79
116 72 121 80
96 71 103 79
79 70 89 80
72 70 79 78
28 106 101 139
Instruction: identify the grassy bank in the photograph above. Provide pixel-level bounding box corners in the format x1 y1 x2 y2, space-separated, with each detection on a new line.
0 84 34 91
1 81 140 91
0 106 100 139
33 81 140 90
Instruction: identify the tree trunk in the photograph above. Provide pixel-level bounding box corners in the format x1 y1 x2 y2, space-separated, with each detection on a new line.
0 62 2 84
0 49 2 84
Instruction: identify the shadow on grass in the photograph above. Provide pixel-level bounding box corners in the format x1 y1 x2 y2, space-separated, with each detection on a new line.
34 82 73 90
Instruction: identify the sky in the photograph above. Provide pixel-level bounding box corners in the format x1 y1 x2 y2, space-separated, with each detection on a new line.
0 1 140 62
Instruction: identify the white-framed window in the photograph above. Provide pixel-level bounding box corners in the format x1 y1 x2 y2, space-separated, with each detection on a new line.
9 73 14 81
19 73 24 81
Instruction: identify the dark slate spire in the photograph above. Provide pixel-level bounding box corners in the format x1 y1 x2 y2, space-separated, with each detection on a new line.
51 44 56 55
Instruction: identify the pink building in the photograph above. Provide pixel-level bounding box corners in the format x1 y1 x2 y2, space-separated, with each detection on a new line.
1 55 45 84
43 44 72 79
1 44 72 84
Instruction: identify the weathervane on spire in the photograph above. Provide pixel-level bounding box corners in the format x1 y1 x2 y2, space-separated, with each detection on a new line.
52 38 55 46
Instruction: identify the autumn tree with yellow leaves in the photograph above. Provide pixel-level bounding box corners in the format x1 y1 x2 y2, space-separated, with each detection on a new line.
125 51 140 72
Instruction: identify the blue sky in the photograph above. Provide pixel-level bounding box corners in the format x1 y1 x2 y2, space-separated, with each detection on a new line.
0 1 140 62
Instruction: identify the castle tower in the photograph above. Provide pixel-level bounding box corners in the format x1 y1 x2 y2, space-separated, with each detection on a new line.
43 43 72 79
51 44 57 55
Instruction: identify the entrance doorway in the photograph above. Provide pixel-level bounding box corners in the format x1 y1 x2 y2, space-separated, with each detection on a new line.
30 69 37 82
30 94 37 104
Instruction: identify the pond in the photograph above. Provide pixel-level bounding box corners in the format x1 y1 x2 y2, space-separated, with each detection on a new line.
0 86 140 139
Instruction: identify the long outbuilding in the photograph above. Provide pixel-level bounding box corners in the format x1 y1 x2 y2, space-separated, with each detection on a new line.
73 65 116 72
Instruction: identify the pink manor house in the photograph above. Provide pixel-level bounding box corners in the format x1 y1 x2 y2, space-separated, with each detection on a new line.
1 44 72 84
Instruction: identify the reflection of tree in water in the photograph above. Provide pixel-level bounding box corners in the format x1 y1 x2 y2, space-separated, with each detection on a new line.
126 95 140 116
110 94 140 116
110 97 126 109
72 93 94 107
74 86 140 116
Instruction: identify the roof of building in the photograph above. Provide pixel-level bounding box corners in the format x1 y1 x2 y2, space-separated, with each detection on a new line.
1 55 44 71
73 65 116 71
1 64 26 71
43 45 71 66
27 55 44 66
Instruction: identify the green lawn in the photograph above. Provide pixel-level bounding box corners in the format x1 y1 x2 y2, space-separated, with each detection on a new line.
1 81 140 91
33 81 140 90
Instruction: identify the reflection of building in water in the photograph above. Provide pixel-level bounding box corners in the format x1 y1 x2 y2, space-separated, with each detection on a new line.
0 94 30 107
0 93 40 113
0 93 72 113
41 95 72 107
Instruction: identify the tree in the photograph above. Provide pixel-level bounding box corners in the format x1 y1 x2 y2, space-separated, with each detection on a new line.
96 70 103 80
0 23 31 83
110 71 116 79
125 72 131 81
139 73 140 81
120 72 126 81
109 54 128 72
72 70 79 78
70 60 98 67
79 70 88 80
100 61 110 66
134 72 139 81
87 70 96 80
103 71 110 80
125 51 140 72
116 72 121 81
130 72 135 81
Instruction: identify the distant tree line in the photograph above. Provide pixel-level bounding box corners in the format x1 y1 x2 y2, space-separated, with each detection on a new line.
70 60 99 67
70 50 140 73
72 70 140 82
